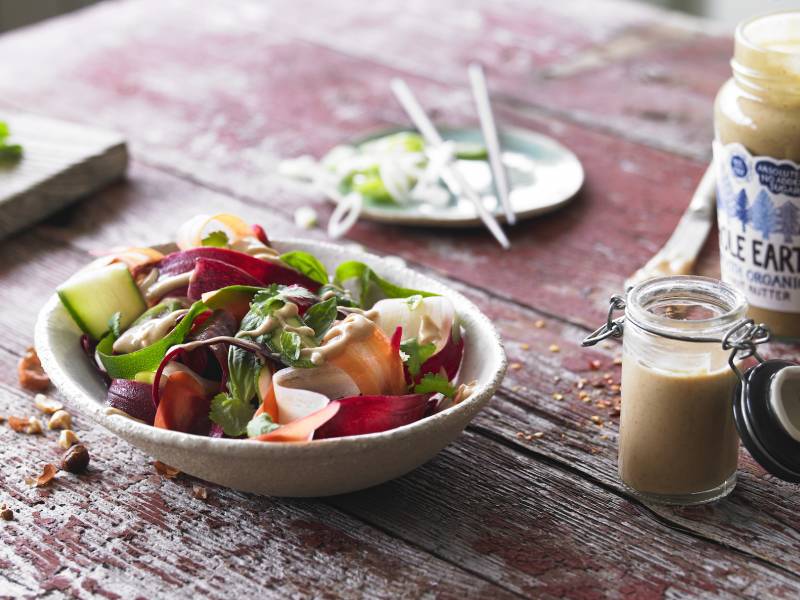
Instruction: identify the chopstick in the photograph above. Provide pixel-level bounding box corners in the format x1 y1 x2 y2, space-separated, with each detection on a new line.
390 78 511 250
468 63 515 225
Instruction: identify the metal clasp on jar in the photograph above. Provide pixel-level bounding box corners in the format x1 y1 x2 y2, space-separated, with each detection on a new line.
582 293 772 381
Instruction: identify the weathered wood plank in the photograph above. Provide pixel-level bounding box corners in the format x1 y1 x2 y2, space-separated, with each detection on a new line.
0 0 728 160
0 0 727 329
0 390 517 599
1 162 798 584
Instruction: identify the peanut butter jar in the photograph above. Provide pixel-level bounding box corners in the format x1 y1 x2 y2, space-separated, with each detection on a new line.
714 11 800 339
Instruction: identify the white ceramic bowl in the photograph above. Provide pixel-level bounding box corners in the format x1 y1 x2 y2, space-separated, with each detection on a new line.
35 239 507 497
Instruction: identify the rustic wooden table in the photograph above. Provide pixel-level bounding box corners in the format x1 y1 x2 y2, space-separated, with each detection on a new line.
1 0 799 598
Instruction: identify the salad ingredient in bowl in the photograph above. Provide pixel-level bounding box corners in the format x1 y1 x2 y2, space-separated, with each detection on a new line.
54 213 470 443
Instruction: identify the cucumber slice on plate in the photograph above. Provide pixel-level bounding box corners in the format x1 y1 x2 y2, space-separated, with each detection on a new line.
57 262 146 339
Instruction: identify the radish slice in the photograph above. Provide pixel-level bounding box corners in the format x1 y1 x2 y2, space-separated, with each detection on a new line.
272 365 359 424
371 296 455 354
255 402 341 442
176 213 254 250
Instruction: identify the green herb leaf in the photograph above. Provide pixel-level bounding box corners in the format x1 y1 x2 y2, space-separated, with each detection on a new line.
280 250 329 285
0 122 23 163
318 283 356 307
201 230 229 248
303 297 338 339
334 261 436 308
400 338 436 377
239 285 317 368
227 346 260 405
209 393 256 437
280 330 302 363
414 373 456 398
108 312 122 340
246 413 279 438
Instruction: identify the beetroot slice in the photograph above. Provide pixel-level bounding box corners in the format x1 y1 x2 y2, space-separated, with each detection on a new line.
187 258 263 300
107 379 157 425
314 393 434 439
182 309 238 384
157 247 319 290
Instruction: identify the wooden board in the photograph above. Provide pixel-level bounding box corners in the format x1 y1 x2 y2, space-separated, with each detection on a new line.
0 112 127 238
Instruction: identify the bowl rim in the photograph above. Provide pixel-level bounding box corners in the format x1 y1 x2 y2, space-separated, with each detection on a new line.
35 237 507 458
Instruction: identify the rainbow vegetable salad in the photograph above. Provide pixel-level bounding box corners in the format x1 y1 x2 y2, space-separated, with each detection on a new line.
57 214 472 442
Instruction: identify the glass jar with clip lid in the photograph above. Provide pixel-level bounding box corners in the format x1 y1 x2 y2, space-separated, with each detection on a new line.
583 275 800 505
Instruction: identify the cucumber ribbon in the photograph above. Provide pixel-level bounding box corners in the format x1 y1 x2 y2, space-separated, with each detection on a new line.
96 301 209 380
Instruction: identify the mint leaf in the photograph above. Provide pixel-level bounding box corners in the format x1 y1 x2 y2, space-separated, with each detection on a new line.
209 392 256 437
334 261 436 308
201 230 229 248
303 297 338 339
414 373 456 398
108 312 122 340
0 122 8 140
400 338 436 377
280 250 329 285
246 413 279 438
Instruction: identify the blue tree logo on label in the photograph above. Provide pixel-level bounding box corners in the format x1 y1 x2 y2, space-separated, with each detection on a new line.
734 189 750 232
750 189 776 239
775 200 800 243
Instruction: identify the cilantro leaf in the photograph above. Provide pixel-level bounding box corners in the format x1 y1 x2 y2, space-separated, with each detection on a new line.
400 337 436 377
280 250 329 285
414 373 456 398
246 413 279 438
334 260 436 308
209 392 256 437
303 297 338 339
201 230 229 248
108 312 122 339
239 285 316 368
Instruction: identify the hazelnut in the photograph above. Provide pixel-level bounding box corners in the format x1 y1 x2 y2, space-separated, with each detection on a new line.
60 444 89 474
0 504 12 521
58 430 79 449
26 417 43 435
48 410 71 430
33 394 63 415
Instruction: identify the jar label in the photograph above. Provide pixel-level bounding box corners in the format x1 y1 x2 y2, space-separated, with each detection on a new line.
714 142 800 313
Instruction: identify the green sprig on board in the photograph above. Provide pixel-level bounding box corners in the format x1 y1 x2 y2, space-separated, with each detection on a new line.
0 121 23 162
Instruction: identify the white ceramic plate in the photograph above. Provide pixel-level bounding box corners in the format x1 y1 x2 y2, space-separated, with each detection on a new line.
35 239 507 497
337 126 584 227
